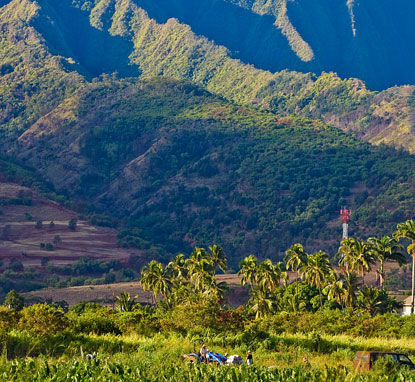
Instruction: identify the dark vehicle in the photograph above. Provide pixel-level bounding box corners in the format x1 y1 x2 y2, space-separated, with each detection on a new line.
354 351 415 371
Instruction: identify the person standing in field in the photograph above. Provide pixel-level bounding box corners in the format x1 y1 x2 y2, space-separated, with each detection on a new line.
200 344 208 363
246 351 253 365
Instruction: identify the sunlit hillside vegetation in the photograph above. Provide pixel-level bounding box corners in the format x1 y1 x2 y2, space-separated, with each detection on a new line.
1 0 415 153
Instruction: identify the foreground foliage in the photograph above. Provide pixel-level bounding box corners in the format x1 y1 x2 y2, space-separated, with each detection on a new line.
2 357 415 382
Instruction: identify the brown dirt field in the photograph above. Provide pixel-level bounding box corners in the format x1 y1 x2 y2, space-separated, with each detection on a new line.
0 182 140 266
25 282 154 306
25 275 243 306
24 265 403 307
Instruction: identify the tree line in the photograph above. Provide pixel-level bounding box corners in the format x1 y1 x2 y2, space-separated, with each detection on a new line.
138 219 415 319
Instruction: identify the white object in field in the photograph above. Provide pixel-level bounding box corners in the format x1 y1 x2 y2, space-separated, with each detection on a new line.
226 355 243 365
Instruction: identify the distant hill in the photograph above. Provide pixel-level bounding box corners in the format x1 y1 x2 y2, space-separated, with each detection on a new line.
2 0 414 153
0 0 414 154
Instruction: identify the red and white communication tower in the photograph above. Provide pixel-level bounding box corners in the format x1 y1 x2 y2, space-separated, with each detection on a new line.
340 207 352 239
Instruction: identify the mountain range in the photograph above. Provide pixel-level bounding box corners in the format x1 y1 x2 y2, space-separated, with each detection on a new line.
1 0 415 265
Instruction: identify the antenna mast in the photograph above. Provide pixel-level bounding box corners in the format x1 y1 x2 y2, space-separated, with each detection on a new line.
340 207 352 239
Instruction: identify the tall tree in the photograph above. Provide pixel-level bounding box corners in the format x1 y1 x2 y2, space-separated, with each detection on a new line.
337 237 357 272
249 288 275 319
238 255 258 287
299 251 331 308
167 253 187 279
323 270 346 309
207 245 228 273
338 238 375 284
140 260 172 306
256 260 287 295
188 258 215 293
284 243 307 295
341 270 360 309
394 219 415 314
367 236 406 287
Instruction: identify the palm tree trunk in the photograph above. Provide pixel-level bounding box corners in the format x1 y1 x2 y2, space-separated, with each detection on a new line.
412 253 415 314
318 285 323 308
379 260 385 288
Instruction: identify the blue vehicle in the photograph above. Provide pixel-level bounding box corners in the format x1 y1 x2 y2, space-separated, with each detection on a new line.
207 352 227 365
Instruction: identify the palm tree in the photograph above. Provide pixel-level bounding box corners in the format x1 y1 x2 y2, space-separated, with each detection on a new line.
207 245 228 273
166 253 187 280
338 238 375 284
299 251 331 308
256 260 277 294
367 236 406 287
284 243 307 295
336 237 357 272
238 255 258 287
140 260 172 306
249 288 275 319
115 292 137 312
341 270 360 309
187 258 213 293
356 286 385 316
323 270 346 309
394 219 415 314
256 260 287 295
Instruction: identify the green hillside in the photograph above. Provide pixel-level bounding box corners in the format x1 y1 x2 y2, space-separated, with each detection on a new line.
11 77 415 264
1 0 415 265
2 0 415 153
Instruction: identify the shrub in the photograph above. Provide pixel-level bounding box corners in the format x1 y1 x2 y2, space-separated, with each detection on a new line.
3 290 24 311
68 218 77 231
68 310 120 335
41 257 50 267
19 304 68 336
53 235 61 245
7 259 23 272
0 306 20 329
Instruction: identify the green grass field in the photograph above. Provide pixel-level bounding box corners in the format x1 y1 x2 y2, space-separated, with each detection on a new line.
2 329 415 381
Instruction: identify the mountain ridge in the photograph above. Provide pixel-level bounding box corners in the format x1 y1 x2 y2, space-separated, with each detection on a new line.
12 0 415 153
1 0 415 264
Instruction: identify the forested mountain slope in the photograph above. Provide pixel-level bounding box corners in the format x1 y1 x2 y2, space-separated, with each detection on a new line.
2 0 414 153
9 77 415 264
1 0 415 265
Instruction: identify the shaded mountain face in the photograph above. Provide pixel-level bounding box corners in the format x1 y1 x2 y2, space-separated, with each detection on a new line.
32 0 140 79
133 0 415 90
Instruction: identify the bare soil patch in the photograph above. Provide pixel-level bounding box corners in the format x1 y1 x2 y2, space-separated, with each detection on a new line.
0 182 138 267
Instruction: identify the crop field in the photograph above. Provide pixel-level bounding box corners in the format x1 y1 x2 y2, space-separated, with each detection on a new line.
0 182 135 266
2 331 415 381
